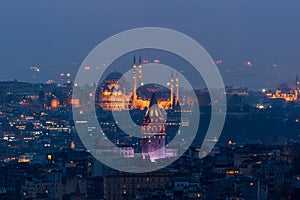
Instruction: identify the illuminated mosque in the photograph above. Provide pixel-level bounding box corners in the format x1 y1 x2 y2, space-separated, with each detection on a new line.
266 75 300 102
99 56 180 111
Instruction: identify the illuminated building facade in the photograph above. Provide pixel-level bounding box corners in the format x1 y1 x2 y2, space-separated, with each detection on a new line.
266 75 300 102
99 56 180 111
141 93 166 162
51 99 60 108
99 71 132 111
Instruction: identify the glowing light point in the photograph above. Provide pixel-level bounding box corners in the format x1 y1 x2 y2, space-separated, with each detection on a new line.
246 61 253 67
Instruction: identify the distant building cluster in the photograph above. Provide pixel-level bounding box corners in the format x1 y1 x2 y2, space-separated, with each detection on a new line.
1 141 300 199
0 59 300 199
266 75 300 102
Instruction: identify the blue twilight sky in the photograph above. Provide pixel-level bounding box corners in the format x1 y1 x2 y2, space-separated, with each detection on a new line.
0 0 300 90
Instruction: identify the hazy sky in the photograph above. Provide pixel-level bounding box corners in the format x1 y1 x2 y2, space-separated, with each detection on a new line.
0 0 300 90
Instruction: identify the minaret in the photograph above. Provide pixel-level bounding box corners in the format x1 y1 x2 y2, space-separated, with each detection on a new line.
295 74 300 101
296 74 300 90
132 56 137 103
138 56 143 87
141 93 166 162
175 73 179 104
170 73 174 107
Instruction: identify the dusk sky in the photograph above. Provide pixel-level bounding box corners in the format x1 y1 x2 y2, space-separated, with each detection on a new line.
1 0 300 90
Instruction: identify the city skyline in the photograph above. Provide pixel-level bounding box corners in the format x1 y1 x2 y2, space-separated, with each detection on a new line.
2 1 300 199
